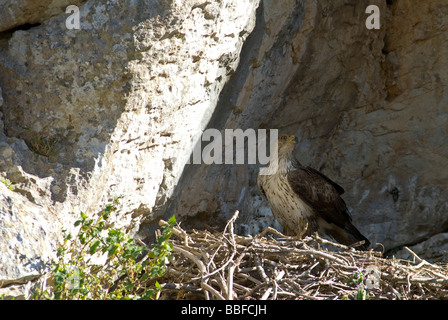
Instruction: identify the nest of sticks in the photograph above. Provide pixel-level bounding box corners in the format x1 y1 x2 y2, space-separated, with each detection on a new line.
155 211 448 300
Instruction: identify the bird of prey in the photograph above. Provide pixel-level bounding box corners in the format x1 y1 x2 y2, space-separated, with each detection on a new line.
257 135 370 250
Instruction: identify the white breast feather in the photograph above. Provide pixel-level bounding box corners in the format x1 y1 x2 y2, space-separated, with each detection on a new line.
260 170 313 232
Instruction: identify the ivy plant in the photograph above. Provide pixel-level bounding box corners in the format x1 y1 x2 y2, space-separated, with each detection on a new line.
33 196 176 300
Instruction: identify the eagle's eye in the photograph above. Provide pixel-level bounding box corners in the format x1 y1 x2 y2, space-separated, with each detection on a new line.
280 135 288 141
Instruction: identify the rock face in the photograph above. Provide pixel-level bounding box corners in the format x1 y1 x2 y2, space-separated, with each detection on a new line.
0 0 86 33
1 0 447 298
0 0 261 298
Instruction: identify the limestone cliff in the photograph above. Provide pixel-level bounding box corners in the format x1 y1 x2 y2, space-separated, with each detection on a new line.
0 0 447 298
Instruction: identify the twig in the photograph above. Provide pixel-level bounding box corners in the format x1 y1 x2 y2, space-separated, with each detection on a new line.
403 246 425 263
201 281 226 300
255 257 269 283
260 287 272 300
228 261 235 300
156 213 448 300
257 227 288 240
172 245 206 274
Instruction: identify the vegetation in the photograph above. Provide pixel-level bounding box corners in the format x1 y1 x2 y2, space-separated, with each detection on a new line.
33 196 176 300
0 177 14 191
4 197 447 300
344 269 369 300
28 134 57 157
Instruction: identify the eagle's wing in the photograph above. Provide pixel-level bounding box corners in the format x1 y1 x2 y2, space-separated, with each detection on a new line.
288 165 370 250
302 166 345 195
287 166 352 229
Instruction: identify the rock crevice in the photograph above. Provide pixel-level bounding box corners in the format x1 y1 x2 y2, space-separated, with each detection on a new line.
1 0 447 298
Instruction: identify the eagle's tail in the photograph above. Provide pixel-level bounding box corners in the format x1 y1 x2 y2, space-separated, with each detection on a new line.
328 221 371 251
343 223 371 250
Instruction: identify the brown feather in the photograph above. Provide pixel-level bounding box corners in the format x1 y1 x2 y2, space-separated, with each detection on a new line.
287 165 370 250
257 135 370 250
287 166 351 229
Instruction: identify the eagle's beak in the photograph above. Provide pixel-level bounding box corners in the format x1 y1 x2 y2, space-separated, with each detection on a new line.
288 135 297 144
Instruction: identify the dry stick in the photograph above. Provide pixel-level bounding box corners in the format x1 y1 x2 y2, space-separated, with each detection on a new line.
223 210 239 237
236 273 263 285
424 268 448 280
402 247 448 280
311 233 351 251
261 287 273 300
206 244 223 269
406 274 412 295
228 261 235 300
192 251 236 281
225 210 239 301
160 213 448 300
192 211 240 283
211 276 228 299
233 282 251 294
204 286 210 300
256 227 289 240
172 244 212 300
260 263 287 300
241 280 272 299
272 270 285 300
201 246 222 298
297 249 347 265
255 257 269 283
172 245 206 274
159 219 190 244
403 246 425 263
201 281 226 300
198 247 216 300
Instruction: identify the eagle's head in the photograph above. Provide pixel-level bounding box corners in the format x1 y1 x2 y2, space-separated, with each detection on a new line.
277 135 297 156
262 135 298 175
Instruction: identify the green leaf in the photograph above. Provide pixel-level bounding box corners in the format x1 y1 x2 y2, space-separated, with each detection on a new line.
85 219 94 227
42 197 179 300
107 243 119 257
140 273 149 281
168 215 176 225
355 288 367 300
89 240 101 254
78 233 86 244
57 247 65 257
141 289 155 300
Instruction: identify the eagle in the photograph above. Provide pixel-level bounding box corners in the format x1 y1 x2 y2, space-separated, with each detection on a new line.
257 135 370 250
